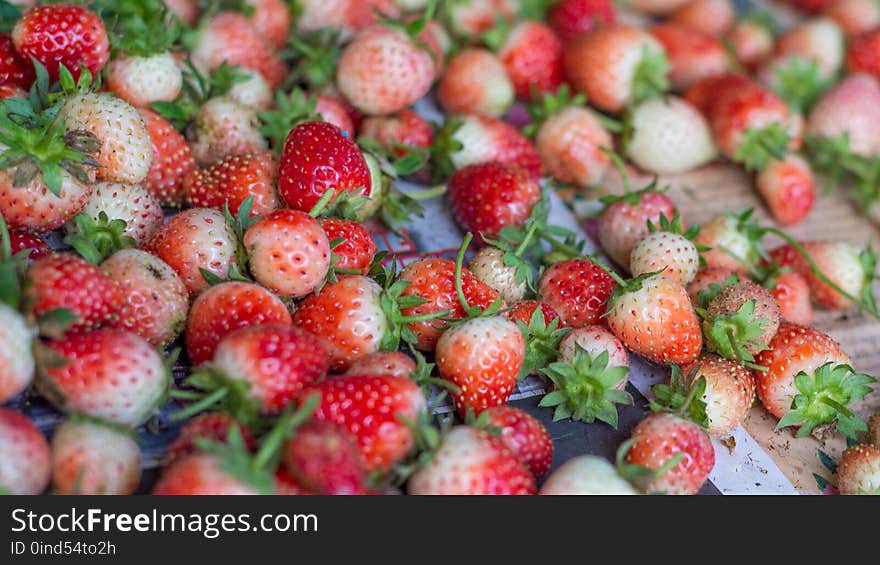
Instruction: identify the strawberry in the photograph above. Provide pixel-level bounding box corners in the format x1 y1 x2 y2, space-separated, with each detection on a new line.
445 0 518 38
469 245 527 303
278 121 372 214
563 25 670 114
27 253 122 334
184 151 279 217
505 299 569 379
298 373 426 472
783 0 837 12
0 303 34 403
0 408 51 495
597 186 678 270
624 96 717 174
164 412 255 466
398 257 500 351
138 107 196 207
754 322 874 438
493 20 564 101
321 218 377 276
483 405 554 479
185 281 292 366
622 412 714 495
359 109 434 160
315 93 356 134
607 272 703 365
243 209 331 299
837 444 880 494
725 17 775 70
164 0 198 25
12 4 109 81
558 325 629 371
336 24 435 116
448 161 541 243
755 156 814 227
806 73 880 160
100 249 189 348
694 211 764 272
504 300 559 327
282 420 367 495
0 33 33 89
248 0 292 49
407 425 536 495
190 12 285 89
772 17 844 80
538 258 617 328
823 0 880 38
630 227 701 286
227 70 273 111
39 329 168 427
107 52 183 109
679 355 756 437
847 28 880 79
436 315 524 416
650 24 728 92
766 269 814 326
153 453 262 495
50 418 141 495
548 0 617 44
190 96 267 167
687 267 742 303
701 280 781 365
66 181 163 246
292 0 362 37
343 351 416 379
438 48 514 118
539 455 637 494
669 0 735 37
144 208 239 295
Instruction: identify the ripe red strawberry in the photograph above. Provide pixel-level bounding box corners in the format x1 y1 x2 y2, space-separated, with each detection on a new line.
138 107 196 208
538 258 617 328
606 273 703 365
597 189 678 269
725 18 775 70
754 323 874 438
669 0 735 37
153 453 262 495
359 109 434 159
164 412 255 466
8 230 50 261
278 121 372 213
846 28 880 79
321 218 377 276
408 425 536 495
824 0 880 38
336 24 436 116
783 0 836 12
630 230 701 285
681 354 756 436
807 73 880 159
438 49 514 118
243 209 331 298
51 418 141 495
836 443 880 494
702 280 781 363
191 96 267 167
27 253 122 333
0 33 33 89
398 258 500 351
12 3 109 81
298 373 426 472
101 249 189 348
205 324 329 414
548 0 617 44
39 329 168 427
534 102 613 189
107 52 183 109
184 151 279 217
185 281 292 365
649 24 728 92
282 420 368 495
436 316 524 416
558 325 629 370
448 161 541 243
469 246 527 303
540 455 637 494
67 181 163 246
563 25 669 113
144 207 239 295
0 409 51 495
623 412 715 495
756 154 816 226
343 351 416 379
0 304 34 403
483 406 553 479
495 20 564 101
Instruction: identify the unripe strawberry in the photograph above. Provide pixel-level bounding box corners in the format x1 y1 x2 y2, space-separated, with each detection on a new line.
191 96 267 167
438 49 514 118
468 246 527 303
107 52 183 108
66 181 163 245
51 419 141 495
630 231 701 285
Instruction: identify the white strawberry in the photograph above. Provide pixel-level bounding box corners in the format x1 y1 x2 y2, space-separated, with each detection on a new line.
0 409 51 495
65 182 164 246
539 455 638 495
191 96 268 166
107 51 183 108
558 325 630 372
630 231 701 285
468 246 526 303
0 303 35 404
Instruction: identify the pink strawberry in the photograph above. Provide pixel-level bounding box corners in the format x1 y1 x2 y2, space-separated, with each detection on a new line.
359 109 434 159
756 154 816 226
496 20 564 101
681 354 756 437
807 73 880 159
823 0 880 38
533 101 613 189
0 304 35 403
343 351 416 379
282 420 368 495
649 23 728 92
538 258 617 328
767 269 814 326
0 409 51 495
669 0 735 37
725 17 774 70
484 406 554 479
597 189 678 270
67 181 164 246
438 49 513 118
50 418 141 495
190 96 267 167
107 52 183 109
558 325 629 370
184 151 279 217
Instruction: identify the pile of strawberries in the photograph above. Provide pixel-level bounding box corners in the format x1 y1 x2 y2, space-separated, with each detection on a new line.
0 0 879 497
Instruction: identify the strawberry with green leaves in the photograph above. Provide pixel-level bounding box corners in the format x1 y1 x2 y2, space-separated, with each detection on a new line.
693 210 765 273
51 417 141 495
629 213 706 285
321 218 378 277
666 357 755 437
0 408 51 495
65 181 163 246
468 246 528 304
557 325 629 370
699 280 781 367
164 412 255 467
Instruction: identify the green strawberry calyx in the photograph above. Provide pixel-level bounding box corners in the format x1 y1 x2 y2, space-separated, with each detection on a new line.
632 45 671 107
733 122 790 172
699 300 770 370
513 304 570 381
650 365 710 430
64 212 137 265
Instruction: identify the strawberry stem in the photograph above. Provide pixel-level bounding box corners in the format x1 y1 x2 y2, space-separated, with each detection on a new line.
170 387 229 421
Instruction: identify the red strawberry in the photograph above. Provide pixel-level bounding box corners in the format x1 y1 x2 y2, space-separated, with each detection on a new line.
754 323 874 438
756 154 815 226
563 25 669 113
153 453 262 495
50 418 141 495
824 0 880 38
783 0 836 12
8 230 51 261
649 24 728 92
0 165 94 234
606 273 703 365
359 109 434 159
681 354 756 437
39 329 168 427
185 281 292 365
504 300 559 327
448 161 541 243
623 412 715 495
27 253 122 333
836 443 880 494
101 249 189 348
278 121 372 213
597 189 678 269
847 28 880 78
0 83 23 100
0 33 34 88
438 48 514 118
496 21 564 101
537 258 617 328
548 0 617 44
12 3 109 81
407 426 536 495
483 406 553 479
243 209 331 299
321 218 377 276
164 412 255 466
398 258 500 351
282 420 368 495
0 409 51 495
297 373 427 472
138 107 196 208
184 152 280 217
436 315 524 416
540 455 637 494
0 304 34 403
144 208 239 295
669 0 735 37
343 351 416 379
